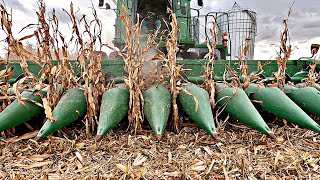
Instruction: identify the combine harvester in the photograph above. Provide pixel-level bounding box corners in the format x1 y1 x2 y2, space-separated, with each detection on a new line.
0 0 320 140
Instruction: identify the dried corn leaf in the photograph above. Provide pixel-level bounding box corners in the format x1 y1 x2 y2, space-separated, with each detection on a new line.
75 151 84 164
163 171 182 177
42 98 56 122
13 161 51 169
6 130 39 143
132 153 147 166
116 164 128 173
27 154 53 161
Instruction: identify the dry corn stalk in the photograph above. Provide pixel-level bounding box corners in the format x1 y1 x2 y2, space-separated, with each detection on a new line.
203 22 218 109
1 2 38 111
21 1 81 122
107 6 160 134
223 38 252 89
121 9 144 133
66 2 106 135
237 38 251 89
305 61 319 86
0 57 13 112
0 2 36 81
275 4 293 88
163 12 180 132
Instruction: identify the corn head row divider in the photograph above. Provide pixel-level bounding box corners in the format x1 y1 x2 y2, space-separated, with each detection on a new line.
0 0 320 143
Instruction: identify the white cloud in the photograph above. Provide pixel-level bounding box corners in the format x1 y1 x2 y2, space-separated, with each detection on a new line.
255 37 320 60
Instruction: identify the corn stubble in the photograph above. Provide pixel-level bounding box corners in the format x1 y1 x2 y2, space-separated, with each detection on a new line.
1 126 319 179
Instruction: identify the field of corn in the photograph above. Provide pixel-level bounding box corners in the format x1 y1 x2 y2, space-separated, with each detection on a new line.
0 1 320 179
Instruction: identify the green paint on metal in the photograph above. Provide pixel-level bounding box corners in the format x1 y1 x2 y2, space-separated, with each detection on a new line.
143 85 171 136
294 83 320 90
0 91 44 133
290 77 305 84
187 77 205 84
4 59 310 85
286 87 320 117
295 83 307 88
187 76 232 84
178 60 308 78
96 87 129 137
291 71 309 83
215 83 272 135
106 77 125 84
36 88 87 139
282 84 298 94
251 87 320 133
178 83 216 135
243 83 260 96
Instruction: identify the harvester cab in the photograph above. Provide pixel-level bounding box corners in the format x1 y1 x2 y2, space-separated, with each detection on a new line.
136 0 170 33
98 0 230 60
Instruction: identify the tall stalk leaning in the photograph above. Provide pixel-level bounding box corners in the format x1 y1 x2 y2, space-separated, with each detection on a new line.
0 1 78 119
109 7 159 134
238 38 252 89
164 12 180 132
1 1 105 135
276 4 293 88
203 22 218 109
68 3 105 135
122 12 144 133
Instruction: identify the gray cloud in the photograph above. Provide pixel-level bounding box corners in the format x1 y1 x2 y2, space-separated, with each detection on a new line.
1 0 320 59
49 7 71 24
3 0 29 12
4 0 319 44
46 7 85 24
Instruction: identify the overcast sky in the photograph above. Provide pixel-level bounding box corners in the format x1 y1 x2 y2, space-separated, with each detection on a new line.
1 0 319 59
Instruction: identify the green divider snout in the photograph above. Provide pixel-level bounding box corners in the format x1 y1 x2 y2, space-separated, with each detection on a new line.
216 83 274 137
0 91 44 133
250 86 320 133
143 84 171 139
96 87 129 139
36 88 87 140
285 85 320 117
178 83 216 135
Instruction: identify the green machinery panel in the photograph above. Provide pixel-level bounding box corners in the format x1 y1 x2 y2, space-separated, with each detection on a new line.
0 59 310 82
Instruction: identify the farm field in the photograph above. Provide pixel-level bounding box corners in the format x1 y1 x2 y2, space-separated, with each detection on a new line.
1 123 320 179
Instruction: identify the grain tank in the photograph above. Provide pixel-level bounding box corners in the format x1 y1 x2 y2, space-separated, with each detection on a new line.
217 2 257 60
